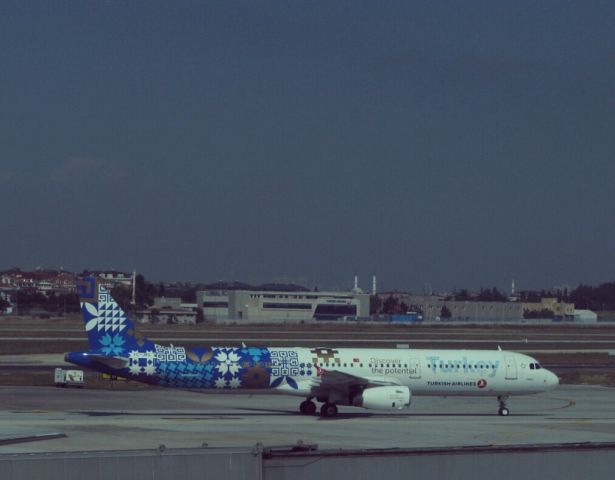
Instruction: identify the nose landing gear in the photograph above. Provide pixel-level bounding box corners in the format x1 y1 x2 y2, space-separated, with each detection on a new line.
498 396 510 416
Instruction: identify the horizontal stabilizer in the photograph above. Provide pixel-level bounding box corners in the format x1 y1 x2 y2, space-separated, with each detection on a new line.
87 354 128 370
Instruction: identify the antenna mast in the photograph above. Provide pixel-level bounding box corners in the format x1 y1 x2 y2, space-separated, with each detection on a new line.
131 270 136 305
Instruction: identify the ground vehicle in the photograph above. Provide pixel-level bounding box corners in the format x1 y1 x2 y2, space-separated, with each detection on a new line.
54 368 84 387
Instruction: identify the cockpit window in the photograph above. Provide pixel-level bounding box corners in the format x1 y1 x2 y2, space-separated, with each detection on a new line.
529 363 542 370
530 364 535 370
536 363 542 370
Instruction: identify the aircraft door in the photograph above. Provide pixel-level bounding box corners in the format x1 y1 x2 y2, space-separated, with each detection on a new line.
409 358 421 379
505 356 517 380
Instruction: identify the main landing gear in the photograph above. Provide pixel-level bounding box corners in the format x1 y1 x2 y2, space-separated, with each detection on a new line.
299 399 338 417
320 403 338 417
498 396 510 416
299 399 317 415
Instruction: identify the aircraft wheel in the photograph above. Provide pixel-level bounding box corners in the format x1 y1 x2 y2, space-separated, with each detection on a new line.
320 403 338 417
299 400 317 415
498 407 509 416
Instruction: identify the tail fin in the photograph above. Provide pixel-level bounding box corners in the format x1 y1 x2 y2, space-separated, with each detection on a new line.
77 276 146 355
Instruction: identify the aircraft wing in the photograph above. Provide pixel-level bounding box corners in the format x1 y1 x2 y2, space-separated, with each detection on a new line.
310 368 402 398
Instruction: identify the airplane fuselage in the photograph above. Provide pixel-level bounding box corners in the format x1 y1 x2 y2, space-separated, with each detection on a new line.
67 344 557 398
67 278 559 417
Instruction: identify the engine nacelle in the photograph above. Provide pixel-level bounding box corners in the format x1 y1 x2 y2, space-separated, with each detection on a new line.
352 386 411 410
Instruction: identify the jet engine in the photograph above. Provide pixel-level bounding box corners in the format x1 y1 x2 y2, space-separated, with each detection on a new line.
352 386 411 410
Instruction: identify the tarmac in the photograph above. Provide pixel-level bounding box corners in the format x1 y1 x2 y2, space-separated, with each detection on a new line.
1 384 614 454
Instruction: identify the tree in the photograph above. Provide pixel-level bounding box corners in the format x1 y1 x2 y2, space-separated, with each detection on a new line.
181 287 197 303
381 295 400 314
370 295 382 315
477 287 507 302
16 290 47 307
110 286 133 312
519 290 541 302
569 282 615 310
454 289 471 301
135 274 156 307
0 297 10 313
440 304 452 319
45 292 80 314
380 296 410 314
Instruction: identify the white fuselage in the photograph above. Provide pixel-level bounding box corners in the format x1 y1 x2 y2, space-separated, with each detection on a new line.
71 277 559 417
268 347 559 398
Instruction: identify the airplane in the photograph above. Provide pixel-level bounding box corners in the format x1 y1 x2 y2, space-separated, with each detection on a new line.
65 277 559 417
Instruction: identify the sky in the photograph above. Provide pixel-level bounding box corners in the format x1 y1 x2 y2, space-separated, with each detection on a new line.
1 1 614 292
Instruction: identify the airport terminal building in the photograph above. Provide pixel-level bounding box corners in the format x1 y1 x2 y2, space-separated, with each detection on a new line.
396 294 524 322
197 289 371 323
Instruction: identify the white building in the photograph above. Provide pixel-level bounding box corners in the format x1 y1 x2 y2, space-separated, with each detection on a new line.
573 309 598 323
88 271 133 288
196 289 370 323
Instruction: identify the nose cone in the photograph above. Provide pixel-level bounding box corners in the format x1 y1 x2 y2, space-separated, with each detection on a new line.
545 370 559 390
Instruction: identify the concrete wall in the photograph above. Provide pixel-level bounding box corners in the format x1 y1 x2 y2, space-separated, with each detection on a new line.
4 443 615 480
264 443 615 480
1 447 262 480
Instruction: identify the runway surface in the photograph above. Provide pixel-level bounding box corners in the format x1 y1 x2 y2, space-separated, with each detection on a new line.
4 321 615 349
1 385 614 454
